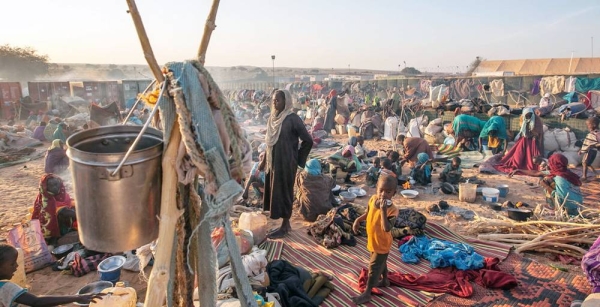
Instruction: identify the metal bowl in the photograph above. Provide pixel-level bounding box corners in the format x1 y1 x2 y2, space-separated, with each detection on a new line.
75 281 113 306
51 244 74 260
348 187 367 197
401 190 419 199
339 191 357 203
489 203 503 211
98 255 126 272
507 208 533 221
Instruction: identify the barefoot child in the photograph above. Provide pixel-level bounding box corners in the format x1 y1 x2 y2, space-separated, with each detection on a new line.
351 175 399 305
0 243 104 306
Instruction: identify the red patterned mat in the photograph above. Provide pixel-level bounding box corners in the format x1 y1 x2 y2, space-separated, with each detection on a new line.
428 252 591 307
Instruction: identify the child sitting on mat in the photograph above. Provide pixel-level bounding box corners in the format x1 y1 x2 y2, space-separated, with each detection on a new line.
0 243 104 306
351 174 398 304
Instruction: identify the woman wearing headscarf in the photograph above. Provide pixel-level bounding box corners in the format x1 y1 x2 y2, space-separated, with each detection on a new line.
44 139 69 174
397 134 434 166
322 90 338 135
478 116 508 154
452 114 486 150
410 152 432 185
540 154 583 216
494 108 544 173
52 122 68 143
260 89 313 238
294 158 335 222
327 145 362 184
31 174 77 244
32 121 47 142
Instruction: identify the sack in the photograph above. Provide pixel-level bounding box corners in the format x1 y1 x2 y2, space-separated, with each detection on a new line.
383 117 399 141
554 129 577 151
544 129 560 152
424 124 442 136
334 114 346 125
7 220 53 272
561 151 583 167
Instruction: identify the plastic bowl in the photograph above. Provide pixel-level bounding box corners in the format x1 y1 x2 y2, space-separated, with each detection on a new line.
401 190 419 199
348 187 367 197
339 191 357 202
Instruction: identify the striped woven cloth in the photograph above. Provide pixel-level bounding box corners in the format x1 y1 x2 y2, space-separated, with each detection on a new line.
280 222 511 307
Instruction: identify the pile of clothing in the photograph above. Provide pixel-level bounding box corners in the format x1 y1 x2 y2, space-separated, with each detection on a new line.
307 206 357 249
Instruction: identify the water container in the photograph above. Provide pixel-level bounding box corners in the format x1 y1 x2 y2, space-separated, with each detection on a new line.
482 188 500 203
89 282 137 307
347 125 359 137
239 212 268 245
497 185 509 198
458 182 477 203
10 248 27 288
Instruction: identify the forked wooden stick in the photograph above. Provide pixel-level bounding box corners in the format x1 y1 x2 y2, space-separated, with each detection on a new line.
123 0 222 306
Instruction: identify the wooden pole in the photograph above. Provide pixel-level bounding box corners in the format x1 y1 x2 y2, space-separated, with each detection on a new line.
197 0 221 64
123 0 222 305
125 0 164 82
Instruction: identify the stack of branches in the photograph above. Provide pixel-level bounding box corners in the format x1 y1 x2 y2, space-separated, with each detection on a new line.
472 218 600 258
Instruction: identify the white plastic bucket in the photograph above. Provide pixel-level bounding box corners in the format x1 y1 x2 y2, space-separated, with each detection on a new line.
482 188 500 203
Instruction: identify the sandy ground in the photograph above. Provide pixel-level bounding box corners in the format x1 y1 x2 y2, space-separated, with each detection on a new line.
0 133 587 304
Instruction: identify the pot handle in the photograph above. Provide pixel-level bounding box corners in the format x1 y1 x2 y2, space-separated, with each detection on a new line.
111 80 166 177
99 165 134 181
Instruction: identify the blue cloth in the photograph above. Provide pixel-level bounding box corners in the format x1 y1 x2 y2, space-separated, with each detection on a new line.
304 158 322 176
399 236 485 270
576 78 600 92
563 92 579 103
416 152 431 178
452 114 485 136
558 102 587 117
348 136 357 147
479 116 508 140
552 176 583 216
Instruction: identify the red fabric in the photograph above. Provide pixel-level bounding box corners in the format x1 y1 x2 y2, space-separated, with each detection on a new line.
357 268 383 295
548 153 582 186
31 174 73 238
328 90 337 98
397 235 413 247
494 137 541 173
357 257 517 298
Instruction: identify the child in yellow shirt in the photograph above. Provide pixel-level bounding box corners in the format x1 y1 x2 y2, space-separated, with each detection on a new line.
351 174 399 305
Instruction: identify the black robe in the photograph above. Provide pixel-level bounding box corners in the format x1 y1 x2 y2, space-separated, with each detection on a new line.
323 96 337 133
264 114 313 219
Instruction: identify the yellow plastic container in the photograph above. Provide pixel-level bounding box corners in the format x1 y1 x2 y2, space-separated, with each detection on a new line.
10 248 27 288
458 182 477 203
89 282 137 307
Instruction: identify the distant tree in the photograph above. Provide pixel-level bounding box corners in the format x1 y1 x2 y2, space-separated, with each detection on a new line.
108 68 126 79
465 56 483 76
0 45 49 81
400 67 421 75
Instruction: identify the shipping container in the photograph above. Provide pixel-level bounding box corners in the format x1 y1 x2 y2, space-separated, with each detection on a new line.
72 81 123 107
27 82 70 102
0 82 22 120
121 79 152 109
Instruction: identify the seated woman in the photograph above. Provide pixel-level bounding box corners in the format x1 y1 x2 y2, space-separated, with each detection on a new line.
31 174 77 245
479 116 508 155
452 114 486 151
44 140 69 174
32 122 47 142
397 134 433 166
294 159 335 222
410 153 432 185
52 122 68 143
540 154 583 216
440 157 463 184
328 145 361 184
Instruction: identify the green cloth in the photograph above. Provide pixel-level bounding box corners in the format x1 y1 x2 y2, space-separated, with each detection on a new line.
551 176 583 216
52 126 66 143
576 78 600 92
479 116 508 140
452 114 485 136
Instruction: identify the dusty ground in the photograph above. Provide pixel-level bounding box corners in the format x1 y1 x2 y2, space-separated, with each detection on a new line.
0 132 587 303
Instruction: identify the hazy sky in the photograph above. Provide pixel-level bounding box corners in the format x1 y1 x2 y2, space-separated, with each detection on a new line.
2 0 599 71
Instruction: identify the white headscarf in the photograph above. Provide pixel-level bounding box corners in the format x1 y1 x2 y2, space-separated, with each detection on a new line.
265 89 293 173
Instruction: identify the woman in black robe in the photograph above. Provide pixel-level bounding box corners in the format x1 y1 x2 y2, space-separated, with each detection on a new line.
322 90 338 135
260 89 313 238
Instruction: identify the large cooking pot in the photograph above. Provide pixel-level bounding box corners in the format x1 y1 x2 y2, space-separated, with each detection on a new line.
66 125 163 252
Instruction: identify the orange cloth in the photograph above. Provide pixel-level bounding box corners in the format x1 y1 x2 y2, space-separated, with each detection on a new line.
488 136 500 148
366 195 399 254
